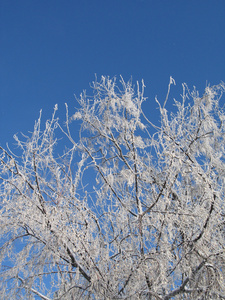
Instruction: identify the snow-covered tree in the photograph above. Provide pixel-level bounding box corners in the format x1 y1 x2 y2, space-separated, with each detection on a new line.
1 76 225 299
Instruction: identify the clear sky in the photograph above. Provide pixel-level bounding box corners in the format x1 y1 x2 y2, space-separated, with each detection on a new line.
1 0 225 147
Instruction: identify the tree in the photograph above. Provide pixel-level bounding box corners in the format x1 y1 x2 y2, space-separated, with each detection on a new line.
0 76 225 299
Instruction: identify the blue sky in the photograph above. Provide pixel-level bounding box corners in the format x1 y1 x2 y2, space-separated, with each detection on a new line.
1 0 225 147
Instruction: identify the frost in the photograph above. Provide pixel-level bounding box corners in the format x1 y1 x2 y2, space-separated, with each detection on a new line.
0 77 225 299
72 111 82 120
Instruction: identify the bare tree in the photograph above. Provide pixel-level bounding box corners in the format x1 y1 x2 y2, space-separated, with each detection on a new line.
1 76 225 299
